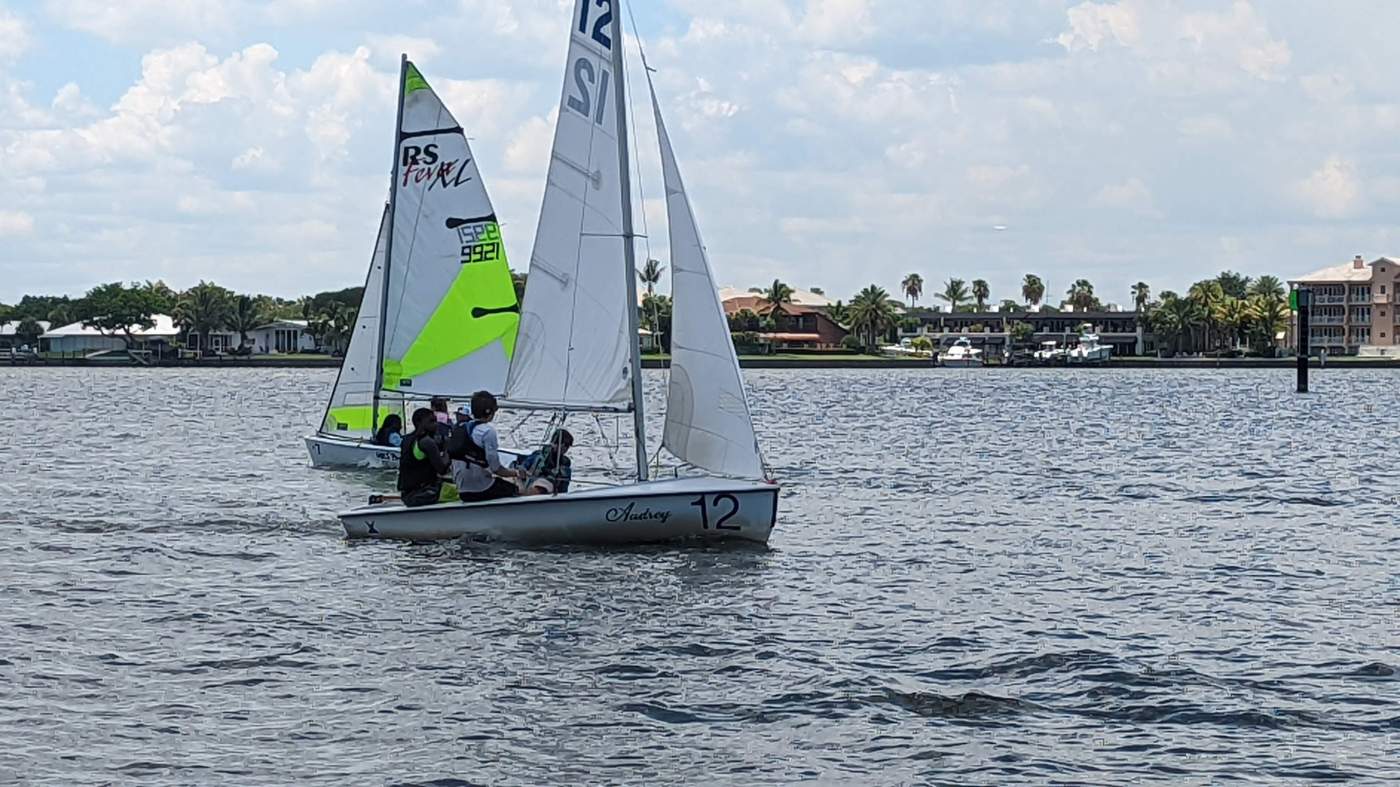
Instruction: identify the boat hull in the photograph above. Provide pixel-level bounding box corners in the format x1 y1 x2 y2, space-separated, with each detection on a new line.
338 477 779 545
306 434 401 468
306 434 524 470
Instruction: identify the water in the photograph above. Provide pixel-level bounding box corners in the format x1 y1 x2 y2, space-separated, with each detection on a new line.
2 367 1397 785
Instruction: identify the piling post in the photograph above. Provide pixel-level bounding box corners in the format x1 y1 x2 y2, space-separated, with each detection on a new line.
1294 287 1311 393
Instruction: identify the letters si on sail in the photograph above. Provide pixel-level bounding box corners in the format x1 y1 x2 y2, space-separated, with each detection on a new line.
504 0 634 412
379 61 519 398
651 83 765 480
320 203 390 437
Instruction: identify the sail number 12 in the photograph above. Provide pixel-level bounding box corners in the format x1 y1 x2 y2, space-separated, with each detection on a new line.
692 494 741 531
578 0 612 50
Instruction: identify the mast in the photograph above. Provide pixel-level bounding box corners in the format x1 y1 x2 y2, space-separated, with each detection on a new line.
372 54 408 435
612 5 648 482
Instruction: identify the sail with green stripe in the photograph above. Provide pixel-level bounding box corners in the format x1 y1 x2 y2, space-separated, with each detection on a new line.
379 61 519 399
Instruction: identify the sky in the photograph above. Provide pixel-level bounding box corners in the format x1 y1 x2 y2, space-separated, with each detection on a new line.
2 0 1400 308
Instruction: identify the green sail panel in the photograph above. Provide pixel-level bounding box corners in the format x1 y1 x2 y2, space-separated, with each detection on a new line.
379 61 519 398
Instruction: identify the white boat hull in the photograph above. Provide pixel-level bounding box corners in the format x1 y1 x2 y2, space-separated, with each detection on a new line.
338 477 779 545
306 434 523 470
939 357 983 368
1068 348 1112 363
306 434 401 468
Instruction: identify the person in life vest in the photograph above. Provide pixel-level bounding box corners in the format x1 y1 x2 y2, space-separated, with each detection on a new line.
398 407 451 507
429 396 453 439
448 391 525 503
515 428 574 496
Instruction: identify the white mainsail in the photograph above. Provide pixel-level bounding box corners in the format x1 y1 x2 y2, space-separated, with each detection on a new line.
320 202 390 437
503 0 635 412
650 85 766 480
379 61 519 401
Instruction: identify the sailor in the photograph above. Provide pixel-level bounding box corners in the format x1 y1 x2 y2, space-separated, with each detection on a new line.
373 413 404 447
516 428 574 496
398 408 451 507
429 396 453 438
448 391 525 503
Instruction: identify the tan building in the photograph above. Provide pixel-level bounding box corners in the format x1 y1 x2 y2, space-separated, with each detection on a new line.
1290 255 1400 354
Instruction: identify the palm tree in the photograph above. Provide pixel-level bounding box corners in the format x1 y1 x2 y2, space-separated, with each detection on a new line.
1157 294 1204 355
848 285 898 349
971 279 990 312
997 299 1020 313
1131 282 1151 313
764 279 794 309
901 273 924 307
1021 274 1045 310
638 258 665 298
1249 294 1290 355
1065 279 1097 311
1217 297 1251 351
1215 270 1251 299
174 281 234 353
936 278 970 312
1188 280 1225 352
227 294 268 352
826 300 850 327
1249 275 1285 303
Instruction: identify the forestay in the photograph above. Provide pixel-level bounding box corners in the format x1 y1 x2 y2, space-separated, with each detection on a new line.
380 61 519 399
504 0 634 412
650 84 765 480
321 203 390 437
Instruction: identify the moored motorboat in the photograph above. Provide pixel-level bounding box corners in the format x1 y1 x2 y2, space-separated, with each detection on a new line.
939 337 983 367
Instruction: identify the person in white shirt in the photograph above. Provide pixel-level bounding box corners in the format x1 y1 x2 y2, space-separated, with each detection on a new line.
448 390 525 503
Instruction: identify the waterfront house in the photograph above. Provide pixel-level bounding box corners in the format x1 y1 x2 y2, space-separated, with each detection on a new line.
248 319 317 354
721 295 849 350
899 308 1144 357
40 315 181 355
0 320 49 350
1290 255 1400 355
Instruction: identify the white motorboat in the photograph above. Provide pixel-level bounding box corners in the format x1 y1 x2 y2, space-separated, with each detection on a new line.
338 2 780 545
1033 340 1065 364
1067 327 1112 364
939 337 983 367
306 60 520 469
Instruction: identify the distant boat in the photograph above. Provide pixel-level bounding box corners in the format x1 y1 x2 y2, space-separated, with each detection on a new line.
1067 326 1112 364
1034 340 1065 364
939 337 983 367
304 60 521 469
336 0 779 545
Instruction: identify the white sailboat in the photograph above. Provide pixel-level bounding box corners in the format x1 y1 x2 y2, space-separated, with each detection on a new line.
306 60 522 468
337 0 779 545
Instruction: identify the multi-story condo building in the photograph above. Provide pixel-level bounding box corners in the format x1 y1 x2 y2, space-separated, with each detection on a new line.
1290 255 1400 354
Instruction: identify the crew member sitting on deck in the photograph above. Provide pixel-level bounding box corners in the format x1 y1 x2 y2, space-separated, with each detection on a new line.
448 391 525 503
515 428 574 496
398 408 450 508
372 413 404 447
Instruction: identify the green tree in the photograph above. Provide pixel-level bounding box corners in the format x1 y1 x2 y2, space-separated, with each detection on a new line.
73 282 166 351
1066 279 1098 311
1217 297 1251 351
1249 275 1285 302
1021 274 1045 309
640 293 672 352
15 318 43 346
910 335 933 354
971 279 990 312
1131 282 1151 313
228 294 269 352
0 303 12 330
809 286 825 296
998 299 1020 313
1215 270 1251 299
175 281 235 353
1249 294 1290 354
1154 293 1204 355
1009 321 1034 346
638 258 665 298
848 285 898 349
1188 279 1226 352
936 278 970 312
901 273 924 307
13 295 72 324
764 279 794 309
826 301 849 328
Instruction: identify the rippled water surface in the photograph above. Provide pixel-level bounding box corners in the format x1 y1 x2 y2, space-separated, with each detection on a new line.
2 367 1398 785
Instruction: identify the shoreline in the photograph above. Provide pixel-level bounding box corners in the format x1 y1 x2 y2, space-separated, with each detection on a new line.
7 356 1399 370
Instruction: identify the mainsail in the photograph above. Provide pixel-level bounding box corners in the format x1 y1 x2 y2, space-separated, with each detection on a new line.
503 0 635 412
379 61 519 400
650 85 766 480
320 202 390 437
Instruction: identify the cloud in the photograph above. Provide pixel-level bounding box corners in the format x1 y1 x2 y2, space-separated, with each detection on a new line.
1093 177 1159 217
1294 156 1360 219
0 7 28 61
0 209 34 235
1057 1 1140 52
